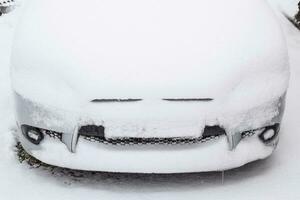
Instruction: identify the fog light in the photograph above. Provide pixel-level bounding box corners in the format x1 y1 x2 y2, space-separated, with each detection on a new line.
259 124 280 144
262 130 275 140
21 125 44 145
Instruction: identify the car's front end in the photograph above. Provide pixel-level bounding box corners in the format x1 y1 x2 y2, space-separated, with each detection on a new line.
14 91 286 173
11 0 290 173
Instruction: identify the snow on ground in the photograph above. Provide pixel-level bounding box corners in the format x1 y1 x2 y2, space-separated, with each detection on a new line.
0 1 300 200
269 0 299 14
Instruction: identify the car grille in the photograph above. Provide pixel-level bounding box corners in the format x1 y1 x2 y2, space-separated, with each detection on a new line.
81 129 257 146
82 135 222 145
41 129 62 140
42 126 259 146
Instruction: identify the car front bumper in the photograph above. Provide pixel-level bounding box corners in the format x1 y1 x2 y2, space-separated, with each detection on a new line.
15 92 285 173
18 130 277 173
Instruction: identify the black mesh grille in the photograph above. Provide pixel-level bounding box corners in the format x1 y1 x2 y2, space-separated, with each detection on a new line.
38 126 261 146
81 129 258 146
242 130 256 138
79 125 227 145
41 129 62 141
82 135 222 146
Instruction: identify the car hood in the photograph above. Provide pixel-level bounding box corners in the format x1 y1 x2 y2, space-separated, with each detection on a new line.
11 0 288 106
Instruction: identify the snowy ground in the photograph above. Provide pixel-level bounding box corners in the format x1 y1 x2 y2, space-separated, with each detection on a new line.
1 1 300 200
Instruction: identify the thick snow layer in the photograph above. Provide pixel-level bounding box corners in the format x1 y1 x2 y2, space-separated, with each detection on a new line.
11 0 289 105
0 0 300 199
10 0 289 139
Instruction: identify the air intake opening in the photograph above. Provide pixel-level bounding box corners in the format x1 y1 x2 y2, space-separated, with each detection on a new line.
78 125 105 138
202 126 226 138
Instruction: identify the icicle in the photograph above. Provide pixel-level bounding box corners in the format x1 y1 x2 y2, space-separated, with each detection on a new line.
221 171 225 184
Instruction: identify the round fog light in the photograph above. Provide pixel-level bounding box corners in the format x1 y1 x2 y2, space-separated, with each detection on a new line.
22 126 44 145
259 124 280 144
262 130 275 141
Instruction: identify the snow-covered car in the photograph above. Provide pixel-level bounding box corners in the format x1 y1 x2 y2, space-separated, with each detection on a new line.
11 0 290 173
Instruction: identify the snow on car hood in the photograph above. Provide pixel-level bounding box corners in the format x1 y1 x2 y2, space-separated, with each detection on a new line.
11 0 289 109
